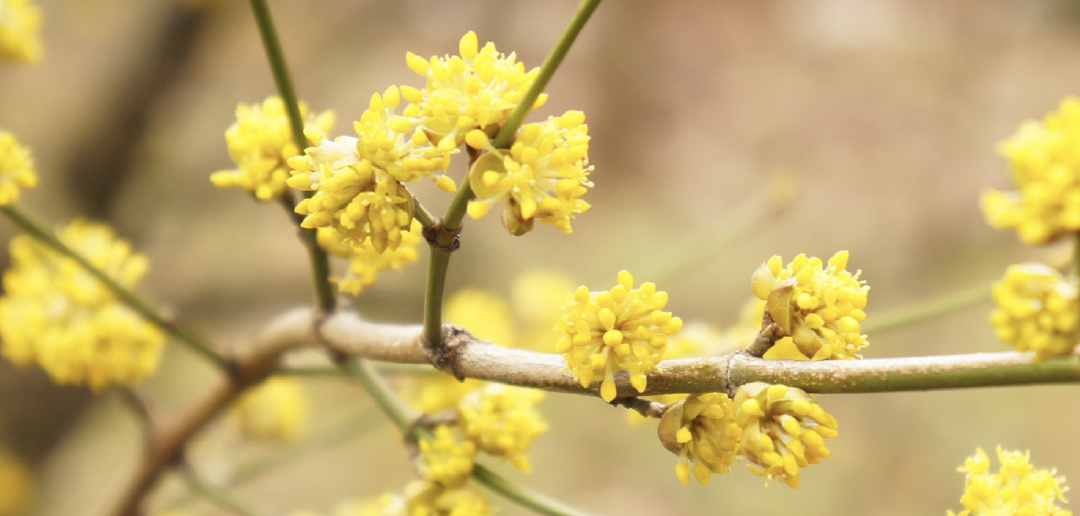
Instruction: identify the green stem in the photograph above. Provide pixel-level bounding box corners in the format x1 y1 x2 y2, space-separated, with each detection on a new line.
861 282 993 335
180 464 263 516
422 248 452 350
248 0 336 313
0 206 228 369
340 358 593 516
472 464 597 516
414 200 437 230
442 0 604 231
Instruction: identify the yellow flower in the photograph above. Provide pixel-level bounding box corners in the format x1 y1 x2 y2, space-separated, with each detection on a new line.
948 447 1071 516
231 376 308 442
0 130 37 205
211 96 333 201
752 251 869 360
0 448 32 516
354 87 455 190
445 288 516 347
733 383 838 488
403 31 547 147
457 383 547 473
982 96 1080 245
417 425 476 488
990 263 1079 360
288 135 415 253
555 270 683 402
317 219 423 296
402 480 490 516
400 375 484 415
466 112 593 235
657 392 740 486
0 0 42 63
0 220 164 391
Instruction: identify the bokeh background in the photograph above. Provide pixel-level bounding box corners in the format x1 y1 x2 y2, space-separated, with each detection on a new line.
1 0 1079 515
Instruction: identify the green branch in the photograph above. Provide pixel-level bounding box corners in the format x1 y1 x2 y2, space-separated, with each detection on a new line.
0 206 228 369
862 282 993 335
247 0 336 313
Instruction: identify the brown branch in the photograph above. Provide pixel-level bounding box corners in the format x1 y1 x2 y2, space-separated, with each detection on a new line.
107 307 315 516
318 310 1080 396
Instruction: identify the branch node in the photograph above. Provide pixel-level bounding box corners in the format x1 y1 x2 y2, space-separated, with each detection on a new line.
422 220 461 253
420 324 471 380
743 310 783 358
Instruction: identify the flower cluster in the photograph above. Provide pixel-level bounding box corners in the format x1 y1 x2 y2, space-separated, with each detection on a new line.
948 447 1071 516
990 263 1079 360
317 219 423 295
457 383 547 473
465 111 593 235
555 270 683 402
231 376 308 442
0 220 164 391
982 96 1080 245
658 392 740 485
0 130 37 205
325 483 489 516
417 426 477 487
0 0 42 63
212 96 333 202
658 383 838 488
752 251 869 360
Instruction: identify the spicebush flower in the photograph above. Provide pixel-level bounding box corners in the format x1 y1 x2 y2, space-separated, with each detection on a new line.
0 0 42 63
457 383 547 473
465 112 593 235
555 270 683 402
0 130 36 205
657 392 740 486
752 251 869 360
232 376 308 442
317 219 423 295
948 447 1071 516
982 96 1080 245
211 96 333 201
0 220 164 391
734 383 839 488
990 263 1079 360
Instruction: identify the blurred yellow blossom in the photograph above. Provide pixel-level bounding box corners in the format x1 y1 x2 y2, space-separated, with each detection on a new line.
458 383 547 472
990 263 1079 360
212 96 333 201
401 375 483 415
752 251 869 360
948 447 1071 516
0 220 164 391
982 96 1080 245
555 270 682 402
403 480 490 516
733 383 838 488
317 219 423 296
0 130 37 205
445 288 516 347
232 376 308 442
0 448 32 516
0 0 42 62
417 426 476 487
511 270 576 351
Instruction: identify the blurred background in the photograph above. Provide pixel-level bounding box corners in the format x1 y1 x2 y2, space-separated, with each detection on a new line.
1 0 1079 515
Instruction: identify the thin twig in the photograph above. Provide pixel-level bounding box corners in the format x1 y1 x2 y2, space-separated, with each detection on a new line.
862 282 993 335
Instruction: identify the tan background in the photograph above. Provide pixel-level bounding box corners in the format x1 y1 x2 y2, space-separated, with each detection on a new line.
0 0 1078 515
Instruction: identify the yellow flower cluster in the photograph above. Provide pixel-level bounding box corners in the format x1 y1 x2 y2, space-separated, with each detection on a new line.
212 96 333 201
321 484 488 516
317 220 423 295
555 270 683 402
404 31 546 148
734 383 838 488
658 392 740 486
658 383 838 488
0 130 37 205
752 251 869 360
0 220 164 391
458 383 547 473
465 112 593 235
982 96 1080 245
231 376 308 442
0 0 42 63
990 263 1079 360
417 426 476 487
948 447 1071 516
